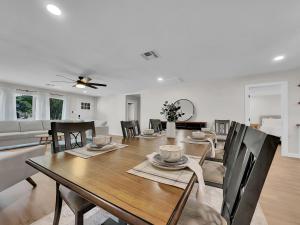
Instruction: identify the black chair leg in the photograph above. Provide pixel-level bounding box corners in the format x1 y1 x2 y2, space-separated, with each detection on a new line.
26 177 37 188
75 211 84 225
53 184 63 225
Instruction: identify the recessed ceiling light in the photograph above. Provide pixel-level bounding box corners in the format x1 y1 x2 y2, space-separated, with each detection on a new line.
273 55 285 62
157 77 164 82
46 4 62 16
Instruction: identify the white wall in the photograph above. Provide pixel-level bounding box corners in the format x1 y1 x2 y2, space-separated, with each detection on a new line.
96 95 126 135
68 95 97 121
96 67 300 156
250 95 281 124
0 82 97 121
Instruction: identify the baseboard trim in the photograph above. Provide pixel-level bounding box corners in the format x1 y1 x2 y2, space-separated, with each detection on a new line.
282 152 300 159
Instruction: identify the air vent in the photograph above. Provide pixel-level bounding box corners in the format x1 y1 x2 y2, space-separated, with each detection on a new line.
141 50 159 60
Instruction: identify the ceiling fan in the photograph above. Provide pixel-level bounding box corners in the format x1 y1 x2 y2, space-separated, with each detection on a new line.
51 75 107 89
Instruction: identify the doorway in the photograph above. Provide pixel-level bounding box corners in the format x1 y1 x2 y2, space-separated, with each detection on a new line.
125 94 141 122
245 82 288 156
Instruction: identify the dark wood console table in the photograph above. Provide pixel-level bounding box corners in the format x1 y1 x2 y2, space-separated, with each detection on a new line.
161 121 207 130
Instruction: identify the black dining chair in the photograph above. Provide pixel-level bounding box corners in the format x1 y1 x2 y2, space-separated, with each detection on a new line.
202 123 247 189
221 127 280 224
206 121 237 162
215 120 231 142
177 127 280 225
149 119 163 132
120 120 141 138
51 122 96 225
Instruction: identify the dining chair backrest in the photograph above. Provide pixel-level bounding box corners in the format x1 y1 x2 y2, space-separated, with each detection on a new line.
223 123 246 167
221 127 280 225
223 121 237 158
121 120 141 138
222 124 247 195
51 121 96 153
215 120 231 135
149 119 163 132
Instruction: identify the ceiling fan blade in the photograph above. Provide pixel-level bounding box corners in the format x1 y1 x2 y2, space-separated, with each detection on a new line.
56 74 76 81
85 83 98 89
88 83 107 87
51 81 74 83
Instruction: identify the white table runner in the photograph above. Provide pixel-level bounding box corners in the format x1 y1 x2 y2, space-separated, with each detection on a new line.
65 143 128 159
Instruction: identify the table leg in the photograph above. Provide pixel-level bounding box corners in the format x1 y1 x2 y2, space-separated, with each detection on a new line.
45 137 48 149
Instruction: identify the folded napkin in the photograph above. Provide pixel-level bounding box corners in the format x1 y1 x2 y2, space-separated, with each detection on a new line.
146 152 205 202
203 130 218 144
185 156 205 202
206 138 215 158
185 136 215 158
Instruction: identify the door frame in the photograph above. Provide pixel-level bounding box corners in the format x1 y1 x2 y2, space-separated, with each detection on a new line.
245 81 289 157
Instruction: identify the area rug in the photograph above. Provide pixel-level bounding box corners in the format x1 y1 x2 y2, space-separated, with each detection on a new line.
31 186 268 225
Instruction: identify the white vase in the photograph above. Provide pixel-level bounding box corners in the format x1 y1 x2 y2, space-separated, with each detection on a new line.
166 121 176 138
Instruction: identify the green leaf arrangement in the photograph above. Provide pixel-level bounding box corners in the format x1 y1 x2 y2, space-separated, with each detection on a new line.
160 101 185 122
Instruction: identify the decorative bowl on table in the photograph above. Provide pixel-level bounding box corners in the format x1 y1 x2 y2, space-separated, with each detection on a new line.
148 145 189 170
159 145 184 162
142 129 155 136
191 131 206 140
92 135 112 147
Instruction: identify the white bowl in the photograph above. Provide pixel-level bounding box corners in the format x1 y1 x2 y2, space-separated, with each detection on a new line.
159 145 184 162
143 129 155 135
201 128 211 132
191 131 206 139
93 135 112 146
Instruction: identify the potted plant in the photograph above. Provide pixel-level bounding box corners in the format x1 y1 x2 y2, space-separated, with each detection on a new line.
160 101 185 138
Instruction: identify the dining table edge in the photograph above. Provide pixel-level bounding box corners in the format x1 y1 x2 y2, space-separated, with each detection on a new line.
26 158 152 225
25 140 210 225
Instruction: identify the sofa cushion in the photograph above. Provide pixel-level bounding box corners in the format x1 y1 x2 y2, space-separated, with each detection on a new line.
21 130 48 137
42 120 51 130
19 120 44 132
0 145 47 192
0 132 26 141
0 130 48 141
0 121 20 133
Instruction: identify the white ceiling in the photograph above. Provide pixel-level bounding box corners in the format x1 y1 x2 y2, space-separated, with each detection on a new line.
1 0 300 96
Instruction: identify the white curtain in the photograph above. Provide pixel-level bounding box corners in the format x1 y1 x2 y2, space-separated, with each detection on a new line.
35 92 50 120
0 87 17 120
0 89 5 120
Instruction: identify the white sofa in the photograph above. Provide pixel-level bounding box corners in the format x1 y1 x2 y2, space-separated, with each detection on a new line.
0 120 109 149
0 145 46 192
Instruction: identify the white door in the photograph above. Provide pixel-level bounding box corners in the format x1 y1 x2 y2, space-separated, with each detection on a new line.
127 102 136 120
245 82 288 157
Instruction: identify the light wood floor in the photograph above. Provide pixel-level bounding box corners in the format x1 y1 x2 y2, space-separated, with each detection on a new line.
260 149 300 225
0 149 299 225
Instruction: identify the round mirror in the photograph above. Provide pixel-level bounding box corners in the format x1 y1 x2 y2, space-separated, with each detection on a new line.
174 99 195 121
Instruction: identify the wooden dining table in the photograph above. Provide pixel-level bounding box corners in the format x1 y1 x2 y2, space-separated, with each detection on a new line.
26 130 211 225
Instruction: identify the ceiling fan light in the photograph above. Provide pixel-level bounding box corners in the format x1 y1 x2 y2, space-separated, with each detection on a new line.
75 83 86 89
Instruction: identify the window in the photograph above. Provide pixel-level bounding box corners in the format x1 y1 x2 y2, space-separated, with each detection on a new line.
16 95 33 119
50 98 64 120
